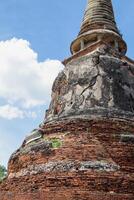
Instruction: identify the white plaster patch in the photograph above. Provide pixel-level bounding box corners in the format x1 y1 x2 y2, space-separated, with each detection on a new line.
75 85 84 95
93 76 102 100
64 90 72 102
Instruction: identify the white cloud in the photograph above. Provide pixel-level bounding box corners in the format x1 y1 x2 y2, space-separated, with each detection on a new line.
0 104 24 119
0 104 37 120
0 38 64 119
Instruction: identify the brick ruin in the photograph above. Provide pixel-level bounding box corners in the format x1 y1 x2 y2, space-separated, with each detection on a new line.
0 0 134 199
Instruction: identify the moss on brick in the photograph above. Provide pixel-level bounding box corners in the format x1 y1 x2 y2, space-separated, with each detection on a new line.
50 138 62 149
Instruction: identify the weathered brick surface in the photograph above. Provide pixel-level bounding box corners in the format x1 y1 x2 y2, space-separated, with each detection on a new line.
7 119 134 173
0 119 134 199
0 191 133 200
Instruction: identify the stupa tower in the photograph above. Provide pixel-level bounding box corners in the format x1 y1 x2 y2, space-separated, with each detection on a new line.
0 1 134 200
71 0 126 55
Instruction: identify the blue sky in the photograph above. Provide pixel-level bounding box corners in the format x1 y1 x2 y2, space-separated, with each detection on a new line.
0 0 134 167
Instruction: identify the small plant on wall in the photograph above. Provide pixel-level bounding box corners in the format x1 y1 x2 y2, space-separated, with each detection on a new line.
50 138 62 149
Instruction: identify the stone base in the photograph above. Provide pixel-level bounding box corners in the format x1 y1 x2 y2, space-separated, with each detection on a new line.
0 189 133 200
0 118 134 200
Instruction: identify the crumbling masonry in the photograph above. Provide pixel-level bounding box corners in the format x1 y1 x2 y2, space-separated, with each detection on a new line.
0 0 134 199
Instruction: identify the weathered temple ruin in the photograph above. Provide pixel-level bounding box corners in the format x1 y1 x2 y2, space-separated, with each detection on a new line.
0 0 134 199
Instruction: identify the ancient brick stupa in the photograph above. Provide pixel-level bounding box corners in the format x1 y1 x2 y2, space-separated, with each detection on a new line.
0 0 134 199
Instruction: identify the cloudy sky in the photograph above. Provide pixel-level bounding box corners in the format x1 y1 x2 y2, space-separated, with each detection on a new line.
0 0 134 167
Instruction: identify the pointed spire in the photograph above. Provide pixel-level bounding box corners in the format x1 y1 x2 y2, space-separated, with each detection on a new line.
70 0 127 55
79 0 118 35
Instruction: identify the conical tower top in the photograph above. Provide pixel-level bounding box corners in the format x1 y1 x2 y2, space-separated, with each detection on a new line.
71 0 127 55
79 0 118 35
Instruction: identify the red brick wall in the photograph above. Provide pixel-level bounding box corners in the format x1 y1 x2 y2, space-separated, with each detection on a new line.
0 119 134 200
